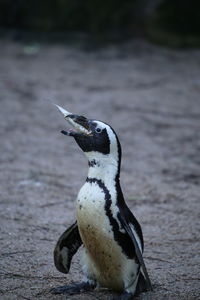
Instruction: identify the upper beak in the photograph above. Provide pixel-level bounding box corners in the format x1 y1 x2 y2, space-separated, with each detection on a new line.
54 104 72 118
54 104 91 136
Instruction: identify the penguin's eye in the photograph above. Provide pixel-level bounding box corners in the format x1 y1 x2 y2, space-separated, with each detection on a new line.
95 127 102 133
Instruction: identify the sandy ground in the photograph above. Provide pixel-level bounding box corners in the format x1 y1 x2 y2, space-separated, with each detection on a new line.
0 39 200 300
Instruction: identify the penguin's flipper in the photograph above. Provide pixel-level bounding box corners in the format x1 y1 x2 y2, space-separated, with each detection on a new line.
54 221 82 274
117 212 153 292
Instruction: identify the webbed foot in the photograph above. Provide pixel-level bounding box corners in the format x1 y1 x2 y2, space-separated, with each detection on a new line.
50 281 95 295
112 291 133 300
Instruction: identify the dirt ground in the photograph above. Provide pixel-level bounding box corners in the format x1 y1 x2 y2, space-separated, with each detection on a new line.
0 38 200 300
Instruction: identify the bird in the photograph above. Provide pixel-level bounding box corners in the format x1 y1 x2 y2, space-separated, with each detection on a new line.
51 105 152 299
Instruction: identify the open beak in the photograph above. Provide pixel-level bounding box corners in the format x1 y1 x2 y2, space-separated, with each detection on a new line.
55 104 92 137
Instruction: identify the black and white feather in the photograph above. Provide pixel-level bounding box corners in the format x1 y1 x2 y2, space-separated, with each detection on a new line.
53 105 152 297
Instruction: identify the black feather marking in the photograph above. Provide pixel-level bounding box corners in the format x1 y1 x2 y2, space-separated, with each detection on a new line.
110 126 144 251
88 159 100 167
115 182 144 252
54 221 82 274
118 213 153 291
86 177 135 259
74 127 110 154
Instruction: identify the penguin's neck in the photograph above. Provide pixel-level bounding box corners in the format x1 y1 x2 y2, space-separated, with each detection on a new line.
86 152 120 186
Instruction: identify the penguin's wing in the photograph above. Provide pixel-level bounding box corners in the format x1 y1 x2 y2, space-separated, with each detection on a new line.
54 221 82 274
117 209 153 291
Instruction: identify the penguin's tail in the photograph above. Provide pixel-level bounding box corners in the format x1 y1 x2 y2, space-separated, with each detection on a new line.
135 271 153 295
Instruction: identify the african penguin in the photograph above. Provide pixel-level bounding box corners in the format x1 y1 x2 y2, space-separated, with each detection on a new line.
51 105 152 299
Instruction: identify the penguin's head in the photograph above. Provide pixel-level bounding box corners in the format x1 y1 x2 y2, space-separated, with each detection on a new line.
55 105 121 163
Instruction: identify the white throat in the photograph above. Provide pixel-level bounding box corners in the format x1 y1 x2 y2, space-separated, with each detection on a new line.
86 151 119 185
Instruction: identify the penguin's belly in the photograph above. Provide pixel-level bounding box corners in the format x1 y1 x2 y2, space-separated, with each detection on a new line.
76 182 137 291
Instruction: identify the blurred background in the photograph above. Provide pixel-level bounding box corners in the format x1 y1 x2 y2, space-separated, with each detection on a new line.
0 0 200 46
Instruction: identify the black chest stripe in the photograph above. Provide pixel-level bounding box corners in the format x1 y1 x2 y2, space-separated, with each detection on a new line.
86 177 136 260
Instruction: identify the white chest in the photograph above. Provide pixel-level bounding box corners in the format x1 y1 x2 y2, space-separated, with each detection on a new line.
76 181 125 289
76 181 112 236
76 181 139 292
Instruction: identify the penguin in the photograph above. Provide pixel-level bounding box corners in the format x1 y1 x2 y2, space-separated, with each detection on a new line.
51 105 152 299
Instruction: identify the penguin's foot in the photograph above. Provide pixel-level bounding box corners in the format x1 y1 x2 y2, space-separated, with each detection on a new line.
50 281 95 295
112 291 133 300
